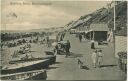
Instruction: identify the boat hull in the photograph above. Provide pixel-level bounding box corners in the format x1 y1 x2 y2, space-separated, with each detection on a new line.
1 56 56 75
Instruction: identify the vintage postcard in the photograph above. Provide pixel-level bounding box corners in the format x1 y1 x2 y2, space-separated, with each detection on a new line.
0 0 127 80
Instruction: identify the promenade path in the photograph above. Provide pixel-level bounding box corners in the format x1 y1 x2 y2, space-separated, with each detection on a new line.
47 32 125 80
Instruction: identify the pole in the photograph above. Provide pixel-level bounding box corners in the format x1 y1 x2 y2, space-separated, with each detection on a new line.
93 31 95 41
113 1 116 58
90 31 91 40
114 1 116 31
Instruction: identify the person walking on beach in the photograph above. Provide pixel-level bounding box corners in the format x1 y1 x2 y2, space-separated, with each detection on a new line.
91 50 97 68
97 50 103 67
65 40 71 58
83 32 86 41
53 42 58 55
46 36 50 47
91 40 95 50
79 34 82 42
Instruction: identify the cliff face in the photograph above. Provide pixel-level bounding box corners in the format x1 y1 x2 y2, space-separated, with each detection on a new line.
115 1 127 36
67 1 127 36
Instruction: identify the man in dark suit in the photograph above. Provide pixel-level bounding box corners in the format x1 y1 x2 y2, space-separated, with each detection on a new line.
65 40 71 58
79 34 82 42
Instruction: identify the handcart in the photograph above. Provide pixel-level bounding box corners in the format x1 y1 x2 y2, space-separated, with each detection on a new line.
57 41 68 55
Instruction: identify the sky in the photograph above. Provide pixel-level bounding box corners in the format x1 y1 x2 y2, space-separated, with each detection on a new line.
1 0 111 30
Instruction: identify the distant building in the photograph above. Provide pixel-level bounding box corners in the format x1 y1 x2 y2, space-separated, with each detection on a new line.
75 25 89 33
88 23 109 41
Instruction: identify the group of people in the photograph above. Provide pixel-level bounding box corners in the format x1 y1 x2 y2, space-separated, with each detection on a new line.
12 43 32 58
78 33 87 42
54 32 104 69
54 40 71 58
91 49 103 68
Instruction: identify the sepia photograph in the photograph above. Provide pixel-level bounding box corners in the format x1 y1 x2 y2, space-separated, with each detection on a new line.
0 0 127 80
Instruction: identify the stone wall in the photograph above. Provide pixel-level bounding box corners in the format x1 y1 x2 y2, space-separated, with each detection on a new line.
115 36 127 58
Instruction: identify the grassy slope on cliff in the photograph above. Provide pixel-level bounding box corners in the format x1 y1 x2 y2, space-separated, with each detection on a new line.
69 1 127 36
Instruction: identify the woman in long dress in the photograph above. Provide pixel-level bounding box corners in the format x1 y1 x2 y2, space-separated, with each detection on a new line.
91 50 97 68
97 50 103 67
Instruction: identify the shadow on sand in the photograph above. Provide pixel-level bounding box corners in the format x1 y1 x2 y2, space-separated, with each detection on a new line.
67 52 83 58
100 64 117 68
81 65 90 70
47 66 59 70
55 62 63 64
